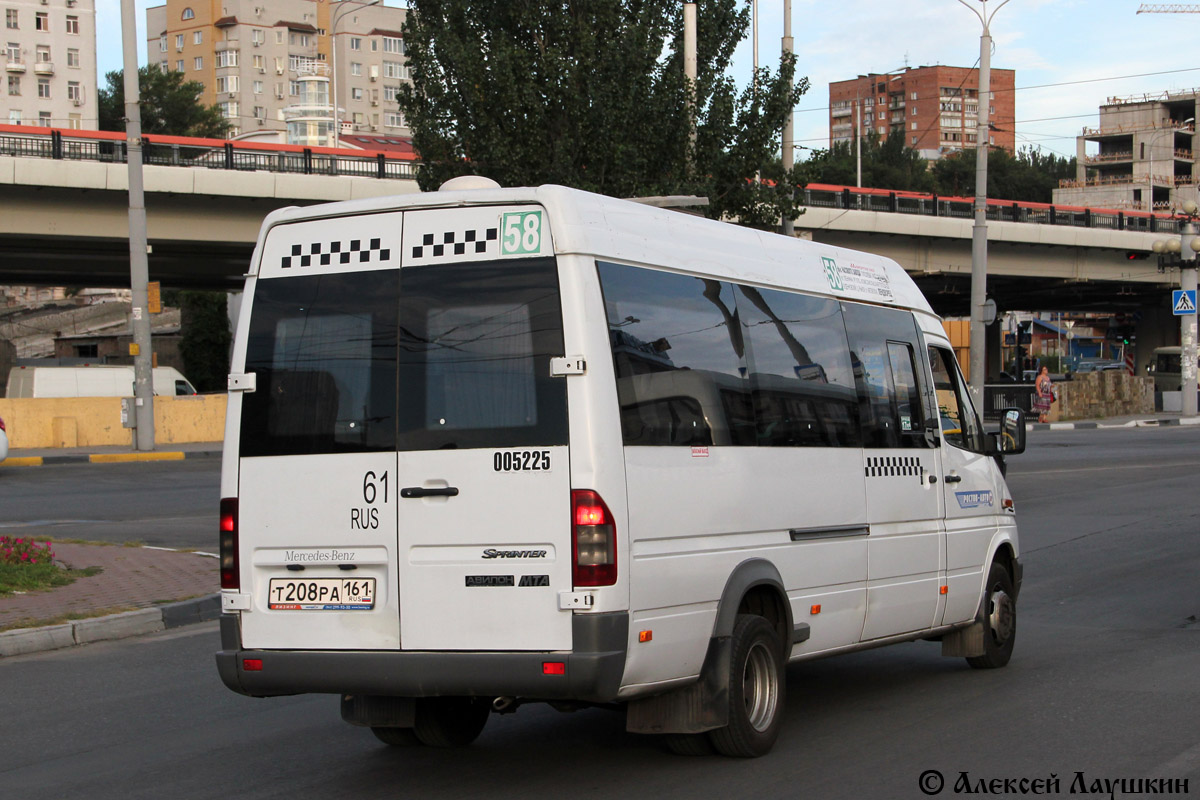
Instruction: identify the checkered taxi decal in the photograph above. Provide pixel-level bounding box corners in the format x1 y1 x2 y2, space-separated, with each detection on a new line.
280 238 391 270
865 456 924 483
411 227 499 259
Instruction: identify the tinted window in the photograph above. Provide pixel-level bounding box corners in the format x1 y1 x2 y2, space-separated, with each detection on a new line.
841 302 928 448
396 258 567 450
241 270 398 456
929 346 983 452
598 262 752 446
736 286 860 446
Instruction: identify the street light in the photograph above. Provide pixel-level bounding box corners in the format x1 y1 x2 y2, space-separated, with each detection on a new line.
1146 117 1193 212
1150 200 1199 416
955 0 1010 406
331 0 383 150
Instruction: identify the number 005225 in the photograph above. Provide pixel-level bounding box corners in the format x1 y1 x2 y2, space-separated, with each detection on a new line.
493 450 551 472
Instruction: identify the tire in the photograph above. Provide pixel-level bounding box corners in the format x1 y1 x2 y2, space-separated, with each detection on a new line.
663 733 716 756
371 726 422 747
966 560 1017 670
412 697 491 747
709 614 786 758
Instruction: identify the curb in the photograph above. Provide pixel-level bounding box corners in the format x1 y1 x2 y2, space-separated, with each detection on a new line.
0 449 221 468
0 593 220 658
1028 416 1199 431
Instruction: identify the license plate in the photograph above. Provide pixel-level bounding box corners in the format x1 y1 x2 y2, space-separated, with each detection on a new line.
268 577 376 610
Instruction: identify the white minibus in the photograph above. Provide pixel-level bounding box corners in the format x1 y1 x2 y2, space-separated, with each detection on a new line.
215 179 1026 757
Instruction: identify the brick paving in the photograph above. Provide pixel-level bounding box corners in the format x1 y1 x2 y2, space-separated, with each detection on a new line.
0 542 217 631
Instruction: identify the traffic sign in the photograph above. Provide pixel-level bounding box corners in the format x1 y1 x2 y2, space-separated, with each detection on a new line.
1173 290 1197 316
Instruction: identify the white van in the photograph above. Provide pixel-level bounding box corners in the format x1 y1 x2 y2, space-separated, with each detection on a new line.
5 365 197 398
215 181 1026 757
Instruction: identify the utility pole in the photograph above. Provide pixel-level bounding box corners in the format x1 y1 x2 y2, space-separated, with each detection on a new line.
120 0 154 450
957 0 1010 405
1151 204 1199 416
684 2 697 165
781 0 794 236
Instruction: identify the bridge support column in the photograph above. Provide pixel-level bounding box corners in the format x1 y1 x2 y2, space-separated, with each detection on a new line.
1133 303 1175 375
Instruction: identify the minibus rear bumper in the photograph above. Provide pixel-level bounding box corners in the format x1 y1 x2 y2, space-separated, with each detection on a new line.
215 612 628 704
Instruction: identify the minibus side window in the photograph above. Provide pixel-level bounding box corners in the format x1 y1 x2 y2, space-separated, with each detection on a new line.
598 262 753 446
841 302 929 449
929 346 984 452
734 286 861 447
240 270 398 456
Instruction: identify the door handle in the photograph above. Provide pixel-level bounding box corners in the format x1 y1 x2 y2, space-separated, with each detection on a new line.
401 486 460 498
944 474 963 484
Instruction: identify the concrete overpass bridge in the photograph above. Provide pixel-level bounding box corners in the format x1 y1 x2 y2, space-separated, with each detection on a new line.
0 126 1188 363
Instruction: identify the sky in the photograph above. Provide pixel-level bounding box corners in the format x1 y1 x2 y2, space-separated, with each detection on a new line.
96 0 1200 161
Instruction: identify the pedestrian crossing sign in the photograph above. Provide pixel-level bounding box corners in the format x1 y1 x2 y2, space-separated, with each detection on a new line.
1173 290 1197 316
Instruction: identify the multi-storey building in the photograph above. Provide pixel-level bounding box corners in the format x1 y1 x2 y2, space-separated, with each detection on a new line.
1 0 98 129
145 0 409 143
1053 90 1199 212
829 65 1015 160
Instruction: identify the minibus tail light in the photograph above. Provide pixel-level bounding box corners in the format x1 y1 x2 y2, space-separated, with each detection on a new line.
572 490 616 587
220 497 239 590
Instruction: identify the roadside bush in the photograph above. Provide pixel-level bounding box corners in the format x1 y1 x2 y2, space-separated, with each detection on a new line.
0 537 55 565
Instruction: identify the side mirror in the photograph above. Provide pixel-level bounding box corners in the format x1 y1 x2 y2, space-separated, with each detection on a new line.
994 407 1026 455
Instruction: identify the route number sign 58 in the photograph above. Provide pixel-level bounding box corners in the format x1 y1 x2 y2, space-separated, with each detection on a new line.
501 211 544 255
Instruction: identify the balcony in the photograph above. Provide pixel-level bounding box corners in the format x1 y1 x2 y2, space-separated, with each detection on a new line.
1083 151 1133 165
5 60 26 73
831 106 852 118
34 61 54 76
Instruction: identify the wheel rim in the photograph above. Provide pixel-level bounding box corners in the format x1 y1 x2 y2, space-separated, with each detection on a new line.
987 586 1014 644
742 641 779 732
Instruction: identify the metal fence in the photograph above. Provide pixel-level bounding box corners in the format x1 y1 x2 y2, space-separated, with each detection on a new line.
982 383 1039 420
0 130 420 181
800 186 1181 235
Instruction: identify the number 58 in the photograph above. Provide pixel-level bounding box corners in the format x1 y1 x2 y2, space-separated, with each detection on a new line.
502 211 542 255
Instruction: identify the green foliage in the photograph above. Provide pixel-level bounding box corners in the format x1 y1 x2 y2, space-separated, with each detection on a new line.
178 291 231 393
802 136 1076 204
1 536 55 566
398 0 809 228
98 67 232 138
931 146 1076 203
801 132 935 193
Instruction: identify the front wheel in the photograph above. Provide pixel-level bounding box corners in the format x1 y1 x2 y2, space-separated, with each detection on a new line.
709 614 786 758
967 561 1017 669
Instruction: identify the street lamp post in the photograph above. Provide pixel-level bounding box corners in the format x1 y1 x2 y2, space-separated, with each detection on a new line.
1151 203 1200 417
955 0 1010 405
331 0 382 150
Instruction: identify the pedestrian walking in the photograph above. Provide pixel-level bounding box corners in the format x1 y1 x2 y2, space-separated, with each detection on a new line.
1034 366 1055 423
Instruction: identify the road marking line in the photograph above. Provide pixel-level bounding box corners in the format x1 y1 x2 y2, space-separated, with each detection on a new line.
1014 461 1200 476
0 457 44 467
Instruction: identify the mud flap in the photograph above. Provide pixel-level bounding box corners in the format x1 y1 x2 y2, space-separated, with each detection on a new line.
941 621 986 658
626 636 730 735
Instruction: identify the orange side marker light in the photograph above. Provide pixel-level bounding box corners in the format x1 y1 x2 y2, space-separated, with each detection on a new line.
940 585 948 595
810 604 821 615
638 630 653 643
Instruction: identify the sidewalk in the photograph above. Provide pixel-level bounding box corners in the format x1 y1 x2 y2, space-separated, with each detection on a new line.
0 541 218 657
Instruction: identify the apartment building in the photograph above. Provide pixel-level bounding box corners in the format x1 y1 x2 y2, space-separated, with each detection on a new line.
1 0 98 129
1053 90 1200 212
829 65 1015 160
145 0 409 143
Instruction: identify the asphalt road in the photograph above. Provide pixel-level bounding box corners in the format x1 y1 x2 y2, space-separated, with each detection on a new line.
1 427 1197 799
0 459 220 550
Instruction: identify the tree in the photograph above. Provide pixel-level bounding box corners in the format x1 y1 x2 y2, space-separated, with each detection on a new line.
397 0 809 228
802 132 936 193
932 146 1076 203
176 291 231 393
98 67 231 138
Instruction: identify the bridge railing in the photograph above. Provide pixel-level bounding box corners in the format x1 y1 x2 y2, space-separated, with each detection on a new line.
801 183 1182 235
0 125 420 181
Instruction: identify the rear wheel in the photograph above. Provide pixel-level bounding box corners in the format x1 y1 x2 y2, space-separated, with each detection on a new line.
709 614 785 758
966 560 1016 670
663 733 715 756
412 697 491 747
371 726 422 747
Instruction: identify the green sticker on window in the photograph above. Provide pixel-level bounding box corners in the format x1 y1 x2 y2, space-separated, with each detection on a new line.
501 211 544 255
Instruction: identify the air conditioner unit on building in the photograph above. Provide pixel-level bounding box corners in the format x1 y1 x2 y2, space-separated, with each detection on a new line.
39 0 48 6
257 67 265 73
276 66 283 74
369 65 378 81
256 118 264 125
72 99 82 106
253 40 261 47
275 91 284 99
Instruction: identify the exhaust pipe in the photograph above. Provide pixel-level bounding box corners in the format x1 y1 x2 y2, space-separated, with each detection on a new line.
492 696 519 714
